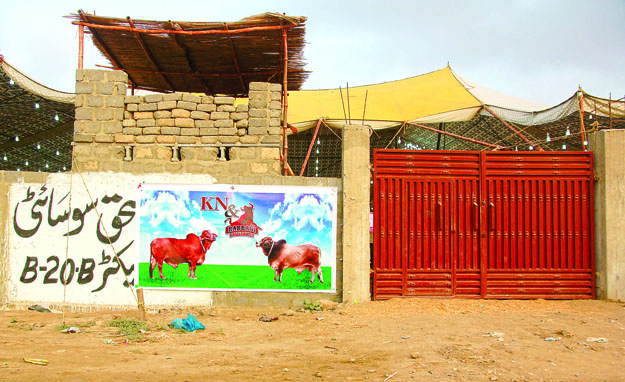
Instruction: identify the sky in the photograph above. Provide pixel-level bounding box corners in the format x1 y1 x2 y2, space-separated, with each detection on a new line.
1 0 624 106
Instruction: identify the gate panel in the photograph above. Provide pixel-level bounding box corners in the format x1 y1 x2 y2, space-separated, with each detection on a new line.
373 151 480 299
373 176 403 299
454 178 481 296
483 153 594 299
405 180 453 296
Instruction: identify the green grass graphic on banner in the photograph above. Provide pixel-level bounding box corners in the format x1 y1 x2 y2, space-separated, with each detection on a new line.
138 263 332 291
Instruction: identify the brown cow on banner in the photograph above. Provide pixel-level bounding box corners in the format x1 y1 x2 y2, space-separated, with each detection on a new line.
150 230 218 279
255 237 323 284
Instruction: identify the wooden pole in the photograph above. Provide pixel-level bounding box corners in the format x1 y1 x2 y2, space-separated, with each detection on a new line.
78 24 84 69
72 20 299 36
609 92 613 129
346 83 351 125
94 64 303 79
136 288 146 321
282 28 289 175
578 88 586 146
361 90 368 125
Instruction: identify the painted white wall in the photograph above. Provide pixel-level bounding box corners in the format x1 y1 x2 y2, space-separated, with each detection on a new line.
7 172 217 306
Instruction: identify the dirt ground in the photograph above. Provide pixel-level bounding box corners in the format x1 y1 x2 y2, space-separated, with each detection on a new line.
0 298 624 382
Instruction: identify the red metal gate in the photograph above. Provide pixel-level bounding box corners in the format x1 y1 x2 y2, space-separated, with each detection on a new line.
372 150 594 299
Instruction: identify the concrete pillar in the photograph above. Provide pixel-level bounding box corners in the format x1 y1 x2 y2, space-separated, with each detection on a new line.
591 129 625 301
341 124 371 303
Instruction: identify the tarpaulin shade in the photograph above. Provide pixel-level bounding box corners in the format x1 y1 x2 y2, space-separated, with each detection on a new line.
287 67 483 130
286 66 557 131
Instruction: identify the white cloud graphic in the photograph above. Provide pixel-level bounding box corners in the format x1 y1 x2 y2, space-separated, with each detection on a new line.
277 194 333 232
142 191 191 228
260 217 282 236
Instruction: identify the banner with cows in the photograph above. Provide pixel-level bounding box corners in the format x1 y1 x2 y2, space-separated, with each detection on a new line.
136 184 338 292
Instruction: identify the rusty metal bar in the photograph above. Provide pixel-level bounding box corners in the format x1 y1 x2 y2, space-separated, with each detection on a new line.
407 122 502 149
127 17 174 91
72 20 299 35
482 105 542 151
78 24 84 69
224 23 247 94
282 27 289 175
299 119 323 176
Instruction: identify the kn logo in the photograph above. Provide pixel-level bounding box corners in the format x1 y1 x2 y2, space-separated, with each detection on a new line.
223 202 261 238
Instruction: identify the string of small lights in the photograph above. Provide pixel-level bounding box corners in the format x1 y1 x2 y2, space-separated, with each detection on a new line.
2 73 72 173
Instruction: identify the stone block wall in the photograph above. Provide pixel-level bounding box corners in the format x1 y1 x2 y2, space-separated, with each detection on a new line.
73 70 282 178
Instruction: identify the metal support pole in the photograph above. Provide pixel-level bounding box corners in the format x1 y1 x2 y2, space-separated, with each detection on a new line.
299 119 323 176
408 122 502 149
436 123 443 150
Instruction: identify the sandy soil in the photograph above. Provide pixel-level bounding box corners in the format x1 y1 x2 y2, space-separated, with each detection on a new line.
0 298 624 382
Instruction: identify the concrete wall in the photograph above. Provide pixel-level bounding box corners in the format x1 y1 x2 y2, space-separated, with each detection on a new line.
0 171 52 307
0 69 358 309
591 129 625 301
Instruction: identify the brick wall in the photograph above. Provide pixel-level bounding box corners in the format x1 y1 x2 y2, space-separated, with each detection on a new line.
73 70 282 178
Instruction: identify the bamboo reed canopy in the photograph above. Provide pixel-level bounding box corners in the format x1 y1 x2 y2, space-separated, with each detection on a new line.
68 11 309 95
0 56 74 173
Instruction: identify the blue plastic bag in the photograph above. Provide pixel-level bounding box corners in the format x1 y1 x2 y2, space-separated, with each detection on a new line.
170 314 205 332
